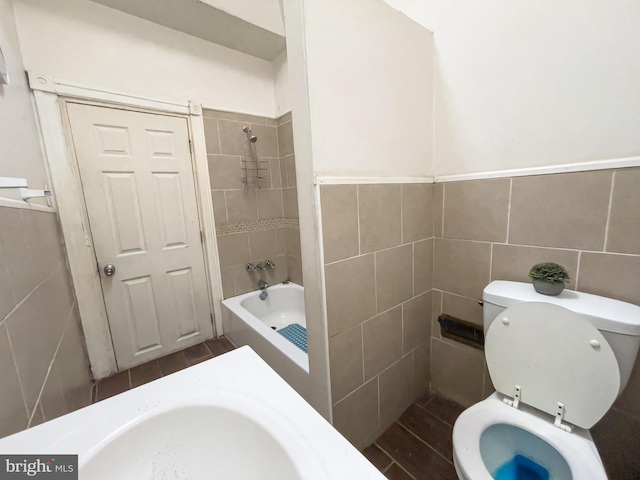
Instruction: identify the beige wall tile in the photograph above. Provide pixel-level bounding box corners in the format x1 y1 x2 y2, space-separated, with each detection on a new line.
414 238 433 295
0 245 15 320
321 185 359 264
285 156 297 187
403 292 432 354
329 325 364 402
287 255 304 286
434 238 491 299
248 229 278 262
280 158 289 188
359 185 402 254
216 233 250 268
283 188 299 218
434 183 444 238
376 244 413 312
269 159 282 188
277 112 292 125
0 208 37 301
225 190 258 223
402 184 434 243
491 244 579 286
5 265 73 414
413 343 430 398
249 124 278 158
363 307 402 380
441 292 484 326
203 117 220 154
509 171 612 250
39 368 68 421
443 178 510 242
211 191 228 225
578 252 640 305
379 354 414 430
220 266 236 298
325 254 376 337
332 378 379 449
607 168 640 255
217 119 251 156
431 290 443 340
431 339 485 407
277 121 294 157
286 228 302 258
236 113 268 124
55 309 92 412
208 155 242 190
21 211 64 284
483 359 496 399
0 324 28 437
203 109 237 120
257 189 284 220
276 228 287 256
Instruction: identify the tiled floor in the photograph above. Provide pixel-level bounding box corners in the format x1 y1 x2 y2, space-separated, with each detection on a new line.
364 390 464 480
92 337 235 403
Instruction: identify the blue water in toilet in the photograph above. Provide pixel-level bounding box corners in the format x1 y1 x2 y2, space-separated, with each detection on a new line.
494 454 549 480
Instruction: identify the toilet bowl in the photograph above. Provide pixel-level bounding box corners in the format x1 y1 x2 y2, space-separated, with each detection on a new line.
453 393 607 480
451 281 640 480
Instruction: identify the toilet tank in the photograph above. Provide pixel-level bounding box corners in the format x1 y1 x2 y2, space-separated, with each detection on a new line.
483 281 640 393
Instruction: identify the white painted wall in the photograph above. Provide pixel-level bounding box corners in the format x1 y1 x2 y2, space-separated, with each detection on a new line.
202 0 284 36
302 0 434 177
13 0 277 117
385 0 640 176
0 0 47 199
272 50 291 117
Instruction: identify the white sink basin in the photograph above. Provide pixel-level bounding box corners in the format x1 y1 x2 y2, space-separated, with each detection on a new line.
0 347 384 480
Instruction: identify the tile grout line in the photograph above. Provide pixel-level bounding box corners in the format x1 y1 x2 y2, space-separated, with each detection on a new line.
396 419 455 465
575 250 582 290
356 186 362 256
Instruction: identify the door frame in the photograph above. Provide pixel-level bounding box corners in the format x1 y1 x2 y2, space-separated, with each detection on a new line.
29 73 224 379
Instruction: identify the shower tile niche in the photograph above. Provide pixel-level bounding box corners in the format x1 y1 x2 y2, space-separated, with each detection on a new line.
203 109 302 298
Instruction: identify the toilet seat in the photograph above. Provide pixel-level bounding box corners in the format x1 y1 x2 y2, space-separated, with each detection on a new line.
452 394 608 480
485 302 620 429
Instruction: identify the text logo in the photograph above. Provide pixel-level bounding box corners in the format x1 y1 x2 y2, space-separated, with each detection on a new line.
0 456 77 479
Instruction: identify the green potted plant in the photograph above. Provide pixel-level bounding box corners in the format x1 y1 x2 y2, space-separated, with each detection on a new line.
528 262 570 296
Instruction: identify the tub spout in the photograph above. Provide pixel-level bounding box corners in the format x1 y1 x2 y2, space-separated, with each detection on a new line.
258 280 269 290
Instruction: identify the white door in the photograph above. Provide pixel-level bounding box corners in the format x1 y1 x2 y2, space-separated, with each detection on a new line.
66 103 213 370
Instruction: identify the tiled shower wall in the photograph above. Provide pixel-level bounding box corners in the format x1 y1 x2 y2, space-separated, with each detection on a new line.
0 207 92 437
203 109 302 299
430 167 640 478
320 183 433 449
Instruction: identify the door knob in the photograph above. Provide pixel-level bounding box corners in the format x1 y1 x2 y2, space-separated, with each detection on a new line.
103 264 116 276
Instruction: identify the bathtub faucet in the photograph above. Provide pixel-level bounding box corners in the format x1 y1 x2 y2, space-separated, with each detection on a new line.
258 280 269 300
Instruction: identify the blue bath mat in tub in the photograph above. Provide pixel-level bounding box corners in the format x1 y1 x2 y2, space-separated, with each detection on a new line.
277 324 308 353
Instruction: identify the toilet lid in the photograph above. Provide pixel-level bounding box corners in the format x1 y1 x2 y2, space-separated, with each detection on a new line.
485 302 620 429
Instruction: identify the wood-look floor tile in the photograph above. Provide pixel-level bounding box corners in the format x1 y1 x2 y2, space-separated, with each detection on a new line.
130 360 162 388
363 444 393 472
423 394 465 427
95 371 130 402
398 404 453 461
183 343 212 366
416 389 437 408
376 423 456 480
157 351 188 376
205 337 235 357
385 463 415 480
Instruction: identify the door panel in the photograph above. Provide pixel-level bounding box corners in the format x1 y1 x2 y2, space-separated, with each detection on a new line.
66 103 213 369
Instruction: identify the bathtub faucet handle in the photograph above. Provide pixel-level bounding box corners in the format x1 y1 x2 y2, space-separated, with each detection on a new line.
255 261 265 270
265 260 275 269
246 263 257 272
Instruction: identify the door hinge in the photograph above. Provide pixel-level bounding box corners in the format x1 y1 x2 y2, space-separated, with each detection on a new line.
200 230 204 243
189 139 193 154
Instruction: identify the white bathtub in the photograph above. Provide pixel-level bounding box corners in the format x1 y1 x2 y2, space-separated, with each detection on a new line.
222 283 310 401
0 348 385 479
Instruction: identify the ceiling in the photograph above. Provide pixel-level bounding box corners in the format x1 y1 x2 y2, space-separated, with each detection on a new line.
88 0 286 61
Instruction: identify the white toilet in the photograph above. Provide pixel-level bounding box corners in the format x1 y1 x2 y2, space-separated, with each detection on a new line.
452 280 640 480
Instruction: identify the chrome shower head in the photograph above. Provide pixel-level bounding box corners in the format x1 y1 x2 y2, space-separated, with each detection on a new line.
242 125 258 143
